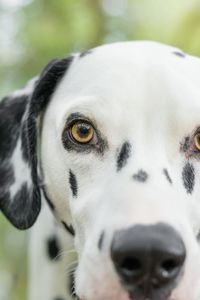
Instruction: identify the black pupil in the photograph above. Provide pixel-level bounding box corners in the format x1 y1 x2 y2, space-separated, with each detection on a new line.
77 123 91 137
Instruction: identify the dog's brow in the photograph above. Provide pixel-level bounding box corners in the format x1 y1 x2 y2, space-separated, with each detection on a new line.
66 112 87 124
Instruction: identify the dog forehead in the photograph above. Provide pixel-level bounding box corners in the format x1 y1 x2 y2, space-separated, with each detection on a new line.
59 41 177 95
44 41 200 138
53 41 200 109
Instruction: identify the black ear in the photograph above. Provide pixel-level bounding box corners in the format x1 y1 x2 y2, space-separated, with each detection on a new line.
0 57 73 229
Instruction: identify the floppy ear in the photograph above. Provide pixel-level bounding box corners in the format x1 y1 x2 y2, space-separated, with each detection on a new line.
0 57 73 229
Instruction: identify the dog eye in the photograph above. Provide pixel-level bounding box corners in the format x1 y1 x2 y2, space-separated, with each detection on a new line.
194 133 200 151
70 121 94 144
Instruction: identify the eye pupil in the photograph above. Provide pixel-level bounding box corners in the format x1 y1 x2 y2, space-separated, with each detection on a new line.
77 124 91 136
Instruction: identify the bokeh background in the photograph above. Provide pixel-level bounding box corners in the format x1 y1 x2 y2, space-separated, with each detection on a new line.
1 0 200 299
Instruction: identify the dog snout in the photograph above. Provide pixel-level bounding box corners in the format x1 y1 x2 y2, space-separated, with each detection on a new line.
111 223 186 296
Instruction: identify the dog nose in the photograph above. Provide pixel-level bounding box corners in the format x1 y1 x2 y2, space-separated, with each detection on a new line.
111 223 186 292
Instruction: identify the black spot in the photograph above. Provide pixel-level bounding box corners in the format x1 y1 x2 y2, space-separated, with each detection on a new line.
98 231 105 250
79 50 92 58
173 51 185 58
197 231 200 243
163 168 172 184
39 164 55 211
182 162 195 194
20 121 29 161
1 182 40 230
62 221 75 236
47 235 61 261
0 95 27 161
117 142 131 171
69 170 78 198
133 170 148 182
42 187 55 211
31 57 73 114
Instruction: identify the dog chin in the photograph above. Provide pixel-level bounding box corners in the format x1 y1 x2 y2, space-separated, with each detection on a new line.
76 286 130 300
77 289 170 300
75 265 192 300
79 296 178 300
77 288 185 300
76 279 179 300
78 295 171 300
129 289 172 300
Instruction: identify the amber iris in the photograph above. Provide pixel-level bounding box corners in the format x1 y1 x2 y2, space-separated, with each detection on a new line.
70 121 94 144
194 133 200 151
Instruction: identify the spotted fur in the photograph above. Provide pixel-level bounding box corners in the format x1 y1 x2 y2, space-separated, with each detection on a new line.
98 231 105 250
62 221 75 236
133 170 148 182
47 235 61 261
1 41 200 300
0 57 73 229
163 168 173 184
117 142 131 171
69 170 78 198
182 162 195 194
173 51 185 58
79 50 92 58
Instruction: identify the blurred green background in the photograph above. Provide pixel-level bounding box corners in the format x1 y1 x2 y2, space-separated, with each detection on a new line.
1 0 200 299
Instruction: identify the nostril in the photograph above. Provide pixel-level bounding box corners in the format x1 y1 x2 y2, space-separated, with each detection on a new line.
161 259 178 273
119 257 143 276
121 257 141 271
157 255 185 282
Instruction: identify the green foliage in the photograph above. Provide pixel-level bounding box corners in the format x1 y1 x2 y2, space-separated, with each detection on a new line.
18 0 106 78
172 7 200 55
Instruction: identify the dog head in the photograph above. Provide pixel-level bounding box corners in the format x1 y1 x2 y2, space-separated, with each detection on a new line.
1 41 200 300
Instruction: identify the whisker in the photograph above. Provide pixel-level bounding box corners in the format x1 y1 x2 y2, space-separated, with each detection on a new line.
52 248 77 262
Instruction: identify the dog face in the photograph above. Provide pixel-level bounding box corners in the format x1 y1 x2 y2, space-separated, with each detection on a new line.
1 41 200 300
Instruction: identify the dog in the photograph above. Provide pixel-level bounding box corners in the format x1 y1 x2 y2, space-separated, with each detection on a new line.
1 40 200 300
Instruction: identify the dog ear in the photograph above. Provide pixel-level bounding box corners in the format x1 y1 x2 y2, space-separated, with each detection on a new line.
0 57 73 229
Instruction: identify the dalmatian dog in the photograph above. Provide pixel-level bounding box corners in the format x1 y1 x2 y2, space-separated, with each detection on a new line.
1 41 200 300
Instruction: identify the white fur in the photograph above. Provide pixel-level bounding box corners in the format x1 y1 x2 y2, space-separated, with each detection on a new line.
29 41 200 300
9 139 32 199
28 201 76 300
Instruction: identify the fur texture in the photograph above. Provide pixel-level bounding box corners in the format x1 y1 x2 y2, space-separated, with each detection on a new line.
1 41 200 300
